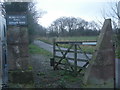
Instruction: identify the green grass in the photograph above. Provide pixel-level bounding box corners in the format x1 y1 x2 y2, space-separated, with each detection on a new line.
29 44 52 56
56 44 95 54
37 37 53 44
116 46 120 59
81 46 95 54
49 70 83 88
62 74 80 82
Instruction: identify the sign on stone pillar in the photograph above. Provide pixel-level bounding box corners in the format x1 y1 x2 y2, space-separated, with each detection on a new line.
84 19 115 88
7 13 29 70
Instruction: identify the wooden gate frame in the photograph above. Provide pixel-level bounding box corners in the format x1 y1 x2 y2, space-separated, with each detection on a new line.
50 39 96 74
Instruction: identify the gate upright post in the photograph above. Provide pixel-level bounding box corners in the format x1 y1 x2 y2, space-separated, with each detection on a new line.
53 38 56 70
74 44 77 75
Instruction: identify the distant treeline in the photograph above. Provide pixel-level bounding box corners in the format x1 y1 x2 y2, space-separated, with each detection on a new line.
35 17 100 37
47 17 100 37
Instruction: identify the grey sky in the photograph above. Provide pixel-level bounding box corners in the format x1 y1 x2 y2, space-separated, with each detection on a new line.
36 0 119 27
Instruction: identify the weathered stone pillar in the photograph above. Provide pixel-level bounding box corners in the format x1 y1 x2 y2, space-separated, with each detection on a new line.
7 26 29 70
5 3 33 84
84 19 115 88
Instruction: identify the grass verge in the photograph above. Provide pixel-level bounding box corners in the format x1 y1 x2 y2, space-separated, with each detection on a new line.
29 44 52 56
116 47 120 58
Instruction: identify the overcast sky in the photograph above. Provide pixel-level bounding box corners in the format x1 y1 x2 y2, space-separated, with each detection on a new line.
35 0 119 28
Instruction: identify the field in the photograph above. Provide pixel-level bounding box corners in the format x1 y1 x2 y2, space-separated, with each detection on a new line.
37 36 98 44
37 36 98 54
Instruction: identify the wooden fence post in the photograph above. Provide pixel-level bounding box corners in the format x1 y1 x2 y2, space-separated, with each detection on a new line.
50 58 54 66
53 38 56 70
74 44 77 75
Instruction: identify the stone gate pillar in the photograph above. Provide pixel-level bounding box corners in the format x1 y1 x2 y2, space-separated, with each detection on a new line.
84 19 115 88
4 2 34 84
5 2 29 70
7 25 29 70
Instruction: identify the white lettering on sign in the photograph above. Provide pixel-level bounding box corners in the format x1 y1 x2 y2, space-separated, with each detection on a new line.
7 14 27 25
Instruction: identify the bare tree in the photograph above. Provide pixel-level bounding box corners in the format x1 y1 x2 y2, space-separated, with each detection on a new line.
76 18 88 30
65 17 77 36
27 2 47 43
51 17 68 36
87 21 100 30
101 1 120 58
100 2 119 29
